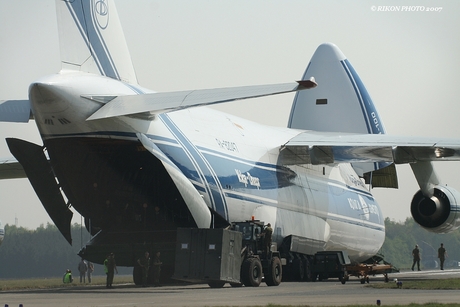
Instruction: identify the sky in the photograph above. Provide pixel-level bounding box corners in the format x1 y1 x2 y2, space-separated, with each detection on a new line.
0 0 459 229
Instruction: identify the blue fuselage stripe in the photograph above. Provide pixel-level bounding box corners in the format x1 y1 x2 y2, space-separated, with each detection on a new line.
158 114 228 219
65 1 119 79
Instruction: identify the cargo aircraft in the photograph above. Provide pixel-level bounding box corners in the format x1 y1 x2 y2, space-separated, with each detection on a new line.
1 0 460 282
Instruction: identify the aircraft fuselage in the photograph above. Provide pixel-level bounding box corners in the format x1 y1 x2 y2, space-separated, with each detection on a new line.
29 72 385 264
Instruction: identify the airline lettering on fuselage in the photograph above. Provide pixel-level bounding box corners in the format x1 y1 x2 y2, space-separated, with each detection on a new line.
216 138 239 152
235 169 261 189
347 174 366 189
347 195 379 220
371 112 383 134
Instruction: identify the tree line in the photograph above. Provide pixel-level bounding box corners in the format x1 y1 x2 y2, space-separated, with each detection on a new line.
0 223 131 279
0 218 459 279
381 217 460 270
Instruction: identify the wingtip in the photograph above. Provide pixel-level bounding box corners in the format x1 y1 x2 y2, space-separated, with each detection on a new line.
297 77 317 89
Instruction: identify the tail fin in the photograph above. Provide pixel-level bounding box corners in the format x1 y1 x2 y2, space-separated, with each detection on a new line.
56 0 137 84
288 43 385 135
289 43 393 177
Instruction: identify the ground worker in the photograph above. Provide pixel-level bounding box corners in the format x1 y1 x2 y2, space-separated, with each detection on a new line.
137 251 150 287
260 223 273 255
104 253 118 288
63 269 73 283
411 244 421 271
438 243 448 270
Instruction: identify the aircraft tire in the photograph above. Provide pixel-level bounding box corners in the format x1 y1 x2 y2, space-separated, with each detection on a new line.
303 258 313 281
292 258 304 280
265 257 282 286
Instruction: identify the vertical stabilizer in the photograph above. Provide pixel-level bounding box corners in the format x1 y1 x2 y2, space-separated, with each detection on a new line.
56 0 137 84
289 43 390 175
288 43 385 135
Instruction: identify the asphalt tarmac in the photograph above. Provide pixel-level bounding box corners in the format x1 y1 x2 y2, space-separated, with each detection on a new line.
2 269 460 307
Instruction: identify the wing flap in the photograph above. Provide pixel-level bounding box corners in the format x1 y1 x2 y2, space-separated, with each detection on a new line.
87 80 316 121
281 131 460 165
0 100 32 123
0 157 26 179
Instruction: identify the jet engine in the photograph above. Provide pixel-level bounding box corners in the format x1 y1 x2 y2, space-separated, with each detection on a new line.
411 185 460 233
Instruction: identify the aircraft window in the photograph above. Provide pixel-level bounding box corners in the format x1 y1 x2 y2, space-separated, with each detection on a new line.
243 227 252 240
254 227 260 240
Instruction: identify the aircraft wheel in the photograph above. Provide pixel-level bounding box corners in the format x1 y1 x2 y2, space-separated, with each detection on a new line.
242 258 262 287
265 257 282 286
292 258 304 280
303 258 313 281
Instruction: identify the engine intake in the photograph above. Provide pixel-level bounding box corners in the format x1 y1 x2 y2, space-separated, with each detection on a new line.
411 185 460 233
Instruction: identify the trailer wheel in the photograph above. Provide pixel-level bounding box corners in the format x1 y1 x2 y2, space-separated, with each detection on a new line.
265 257 282 286
241 258 262 287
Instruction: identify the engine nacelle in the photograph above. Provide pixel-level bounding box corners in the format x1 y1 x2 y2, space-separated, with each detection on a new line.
411 185 460 233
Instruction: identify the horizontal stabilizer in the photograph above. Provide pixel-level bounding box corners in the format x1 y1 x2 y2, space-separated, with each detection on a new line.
87 80 316 121
280 131 460 165
0 157 26 180
0 100 32 123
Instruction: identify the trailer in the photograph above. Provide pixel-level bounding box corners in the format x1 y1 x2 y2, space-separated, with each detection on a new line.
311 251 351 283
343 263 393 284
309 251 396 284
172 220 283 287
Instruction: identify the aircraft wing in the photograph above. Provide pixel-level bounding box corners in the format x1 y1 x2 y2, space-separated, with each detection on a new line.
0 100 32 123
280 131 460 165
86 80 316 121
0 157 26 179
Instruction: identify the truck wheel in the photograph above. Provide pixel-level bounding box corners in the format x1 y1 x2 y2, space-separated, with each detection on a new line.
242 258 262 287
265 257 282 286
